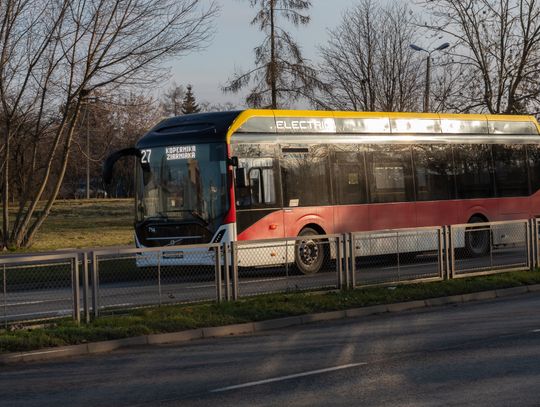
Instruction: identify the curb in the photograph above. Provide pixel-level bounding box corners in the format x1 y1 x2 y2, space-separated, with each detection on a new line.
1 284 539 365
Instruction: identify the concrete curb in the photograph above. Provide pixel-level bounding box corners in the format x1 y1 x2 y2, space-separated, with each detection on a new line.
1 284 539 365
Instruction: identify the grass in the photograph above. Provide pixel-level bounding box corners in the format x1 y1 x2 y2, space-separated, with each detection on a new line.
1 270 540 353
7 199 134 251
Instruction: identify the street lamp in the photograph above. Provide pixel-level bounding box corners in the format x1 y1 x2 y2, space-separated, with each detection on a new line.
81 93 99 199
410 42 450 112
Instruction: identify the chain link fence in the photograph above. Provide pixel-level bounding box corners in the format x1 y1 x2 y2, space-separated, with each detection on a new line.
0 253 79 327
450 220 530 277
349 227 444 286
232 235 343 298
92 244 222 315
0 219 538 326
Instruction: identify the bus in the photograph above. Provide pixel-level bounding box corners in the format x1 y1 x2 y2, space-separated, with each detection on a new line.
103 109 540 273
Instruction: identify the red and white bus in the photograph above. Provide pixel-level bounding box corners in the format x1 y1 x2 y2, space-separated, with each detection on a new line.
104 109 540 273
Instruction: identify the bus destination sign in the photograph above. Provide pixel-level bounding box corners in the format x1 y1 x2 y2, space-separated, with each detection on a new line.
166 145 196 160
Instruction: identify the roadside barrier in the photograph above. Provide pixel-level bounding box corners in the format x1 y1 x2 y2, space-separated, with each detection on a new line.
0 219 537 326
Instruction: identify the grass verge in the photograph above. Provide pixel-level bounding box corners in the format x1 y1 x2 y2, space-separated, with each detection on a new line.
7 199 134 252
1 270 540 354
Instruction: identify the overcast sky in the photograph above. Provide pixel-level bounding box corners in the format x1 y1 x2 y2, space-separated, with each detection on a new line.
164 0 359 108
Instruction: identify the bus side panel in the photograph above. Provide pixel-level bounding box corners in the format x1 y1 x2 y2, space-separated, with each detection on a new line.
497 196 530 220
416 201 459 227
368 202 416 230
334 205 369 234
457 199 498 222
530 190 540 218
236 209 284 241
283 206 333 237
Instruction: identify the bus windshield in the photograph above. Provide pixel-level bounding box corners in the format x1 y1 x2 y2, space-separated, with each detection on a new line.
136 143 228 225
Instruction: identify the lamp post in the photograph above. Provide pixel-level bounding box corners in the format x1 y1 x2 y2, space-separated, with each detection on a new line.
81 93 98 199
410 42 449 112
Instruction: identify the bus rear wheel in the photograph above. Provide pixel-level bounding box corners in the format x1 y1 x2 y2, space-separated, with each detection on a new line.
465 216 490 256
294 227 325 275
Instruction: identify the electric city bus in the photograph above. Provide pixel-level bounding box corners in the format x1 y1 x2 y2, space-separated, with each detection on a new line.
103 109 540 273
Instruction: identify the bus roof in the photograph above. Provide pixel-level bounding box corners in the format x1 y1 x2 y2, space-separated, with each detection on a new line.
135 109 540 148
227 109 540 142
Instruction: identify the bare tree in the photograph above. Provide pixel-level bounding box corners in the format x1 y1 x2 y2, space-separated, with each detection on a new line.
0 0 219 249
222 0 322 108
316 0 423 112
65 91 161 199
160 82 186 117
420 0 540 114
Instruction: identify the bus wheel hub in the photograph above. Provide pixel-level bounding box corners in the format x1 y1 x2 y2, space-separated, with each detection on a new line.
299 241 318 264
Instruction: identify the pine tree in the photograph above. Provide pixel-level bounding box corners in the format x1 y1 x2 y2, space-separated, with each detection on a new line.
181 85 201 114
223 0 322 109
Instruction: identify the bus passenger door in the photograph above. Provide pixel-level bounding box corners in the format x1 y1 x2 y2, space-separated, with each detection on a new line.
234 157 284 241
280 146 333 238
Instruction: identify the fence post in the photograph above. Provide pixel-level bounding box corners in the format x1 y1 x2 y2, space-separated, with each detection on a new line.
72 255 80 325
82 252 90 323
527 219 533 271
336 235 343 290
449 225 456 279
157 251 162 306
349 233 356 288
215 245 222 303
231 241 239 300
341 234 349 289
92 252 99 318
437 226 446 280
396 231 401 281
530 218 537 270
532 217 540 267
223 243 231 301
2 264 6 329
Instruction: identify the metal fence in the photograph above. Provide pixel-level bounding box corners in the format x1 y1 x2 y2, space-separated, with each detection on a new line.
449 220 530 278
349 227 444 287
232 234 343 298
0 219 538 326
0 253 80 327
91 244 222 316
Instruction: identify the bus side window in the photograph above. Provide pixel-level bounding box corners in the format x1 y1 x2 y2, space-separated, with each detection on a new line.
453 144 494 199
366 145 414 203
528 145 540 195
492 144 528 197
413 145 455 201
236 158 277 208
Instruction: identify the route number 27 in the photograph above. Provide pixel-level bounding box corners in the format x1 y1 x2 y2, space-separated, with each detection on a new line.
141 149 152 164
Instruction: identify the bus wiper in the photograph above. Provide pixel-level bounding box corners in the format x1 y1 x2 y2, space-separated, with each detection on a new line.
190 210 208 225
161 209 208 225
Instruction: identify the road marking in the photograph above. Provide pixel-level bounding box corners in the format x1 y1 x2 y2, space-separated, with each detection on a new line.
210 362 367 393
531 329 540 333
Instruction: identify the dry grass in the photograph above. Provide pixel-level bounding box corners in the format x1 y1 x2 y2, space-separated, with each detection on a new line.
13 199 134 251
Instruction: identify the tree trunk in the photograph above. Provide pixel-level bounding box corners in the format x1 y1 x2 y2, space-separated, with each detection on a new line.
270 0 277 109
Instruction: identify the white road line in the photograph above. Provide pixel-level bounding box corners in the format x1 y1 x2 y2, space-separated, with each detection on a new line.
531 329 540 333
210 362 367 393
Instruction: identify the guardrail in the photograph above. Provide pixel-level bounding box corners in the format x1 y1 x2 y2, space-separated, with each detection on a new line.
1 219 537 326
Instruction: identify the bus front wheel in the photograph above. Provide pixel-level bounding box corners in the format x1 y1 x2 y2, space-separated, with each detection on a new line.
294 227 325 275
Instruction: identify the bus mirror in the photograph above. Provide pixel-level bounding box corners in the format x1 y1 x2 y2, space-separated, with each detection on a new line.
228 156 239 167
235 167 247 188
103 147 140 184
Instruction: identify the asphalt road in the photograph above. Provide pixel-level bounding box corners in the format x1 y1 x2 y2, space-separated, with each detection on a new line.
1 246 529 323
2 293 540 406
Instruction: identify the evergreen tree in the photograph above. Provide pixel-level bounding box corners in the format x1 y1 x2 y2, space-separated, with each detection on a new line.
181 85 201 114
223 0 322 109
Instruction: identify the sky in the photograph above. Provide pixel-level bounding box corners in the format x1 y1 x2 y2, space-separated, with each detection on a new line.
165 0 359 108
